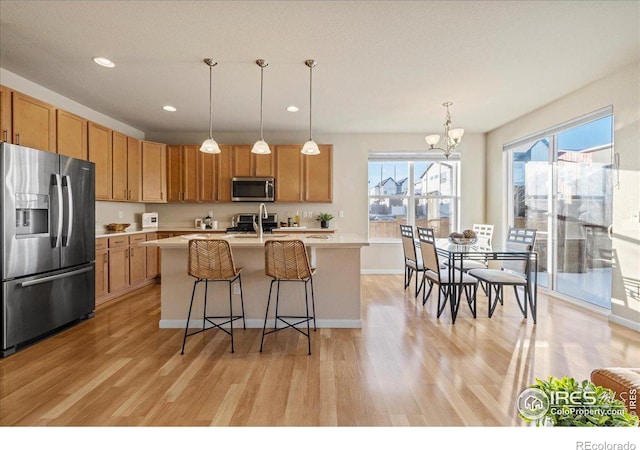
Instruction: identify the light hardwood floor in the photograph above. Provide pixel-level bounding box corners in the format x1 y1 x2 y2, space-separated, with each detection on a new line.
1 275 638 426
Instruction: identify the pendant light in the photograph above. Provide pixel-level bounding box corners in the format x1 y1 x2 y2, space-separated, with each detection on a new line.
200 58 221 154
251 59 271 154
301 59 320 155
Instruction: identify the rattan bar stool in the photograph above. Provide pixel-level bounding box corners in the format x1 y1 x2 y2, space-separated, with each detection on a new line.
259 239 316 355
181 239 245 354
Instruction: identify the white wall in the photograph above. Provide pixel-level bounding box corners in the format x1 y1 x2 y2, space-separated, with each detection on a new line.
486 63 640 330
146 130 487 272
95 201 147 234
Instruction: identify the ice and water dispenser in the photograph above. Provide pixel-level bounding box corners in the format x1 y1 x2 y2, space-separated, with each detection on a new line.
14 193 49 237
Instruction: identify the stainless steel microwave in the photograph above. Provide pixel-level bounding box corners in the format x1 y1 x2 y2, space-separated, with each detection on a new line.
231 177 275 202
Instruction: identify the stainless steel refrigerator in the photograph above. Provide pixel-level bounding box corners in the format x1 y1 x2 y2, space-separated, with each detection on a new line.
1 143 95 357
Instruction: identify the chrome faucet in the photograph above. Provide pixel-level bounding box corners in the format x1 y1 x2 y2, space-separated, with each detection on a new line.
253 203 268 239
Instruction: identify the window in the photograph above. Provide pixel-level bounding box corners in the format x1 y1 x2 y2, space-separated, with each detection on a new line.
368 155 460 240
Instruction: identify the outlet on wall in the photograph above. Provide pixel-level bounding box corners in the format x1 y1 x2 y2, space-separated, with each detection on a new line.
233 284 241 295
339 210 344 218
118 211 124 219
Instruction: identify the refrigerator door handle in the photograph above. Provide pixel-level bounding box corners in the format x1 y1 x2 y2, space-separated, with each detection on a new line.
20 266 93 288
52 174 64 248
62 175 74 247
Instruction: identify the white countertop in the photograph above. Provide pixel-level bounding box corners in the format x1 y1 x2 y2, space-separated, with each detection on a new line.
96 226 334 239
141 233 368 249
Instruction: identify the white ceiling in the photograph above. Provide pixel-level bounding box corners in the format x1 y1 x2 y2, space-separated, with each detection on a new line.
1 1 638 136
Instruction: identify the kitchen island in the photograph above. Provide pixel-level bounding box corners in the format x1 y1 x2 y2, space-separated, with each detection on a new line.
142 233 369 329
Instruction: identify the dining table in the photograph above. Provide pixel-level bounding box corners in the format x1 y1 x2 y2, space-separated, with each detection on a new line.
433 238 539 324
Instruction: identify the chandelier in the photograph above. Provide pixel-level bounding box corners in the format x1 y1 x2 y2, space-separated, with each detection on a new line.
425 102 464 159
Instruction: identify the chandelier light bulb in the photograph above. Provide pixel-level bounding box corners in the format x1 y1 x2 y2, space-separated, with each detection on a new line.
301 140 320 155
200 138 221 154
448 128 465 142
425 135 441 147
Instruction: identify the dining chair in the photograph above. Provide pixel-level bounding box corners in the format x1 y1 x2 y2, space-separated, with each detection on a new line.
260 239 316 355
467 227 537 319
416 226 478 323
181 239 246 354
400 224 425 298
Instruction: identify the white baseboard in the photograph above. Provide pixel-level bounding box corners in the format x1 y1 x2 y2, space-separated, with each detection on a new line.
361 269 404 275
159 318 362 329
609 314 640 332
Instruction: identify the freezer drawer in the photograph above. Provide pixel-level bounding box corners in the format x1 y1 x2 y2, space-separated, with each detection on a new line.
1 264 95 356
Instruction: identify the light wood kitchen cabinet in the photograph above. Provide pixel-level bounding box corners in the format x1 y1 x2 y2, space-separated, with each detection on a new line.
232 144 275 177
304 144 333 202
95 238 109 299
275 145 303 202
129 235 147 285
113 133 142 201
141 140 167 202
167 145 199 202
216 145 233 202
199 150 217 202
112 131 128 201
108 236 129 293
146 233 158 279
127 137 142 202
88 121 113 200
56 109 87 160
12 91 56 152
0 85 12 143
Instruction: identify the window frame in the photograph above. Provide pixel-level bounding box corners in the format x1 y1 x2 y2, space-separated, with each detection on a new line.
368 154 461 242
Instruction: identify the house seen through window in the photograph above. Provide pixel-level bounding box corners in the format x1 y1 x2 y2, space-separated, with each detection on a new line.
368 156 460 240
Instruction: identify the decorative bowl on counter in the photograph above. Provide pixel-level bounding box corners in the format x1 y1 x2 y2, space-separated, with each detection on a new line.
448 230 478 245
106 223 131 232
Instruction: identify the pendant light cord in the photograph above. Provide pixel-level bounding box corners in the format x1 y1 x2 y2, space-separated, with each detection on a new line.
308 63 313 141
208 63 213 139
260 65 264 141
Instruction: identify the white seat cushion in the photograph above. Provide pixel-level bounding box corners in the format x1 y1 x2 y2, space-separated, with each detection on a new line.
425 269 477 285
444 259 487 270
467 268 527 285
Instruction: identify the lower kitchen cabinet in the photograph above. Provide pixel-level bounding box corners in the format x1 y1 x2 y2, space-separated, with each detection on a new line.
95 234 158 305
145 233 158 279
95 238 109 298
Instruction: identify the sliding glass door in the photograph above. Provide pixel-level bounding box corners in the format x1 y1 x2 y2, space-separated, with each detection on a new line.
508 111 613 309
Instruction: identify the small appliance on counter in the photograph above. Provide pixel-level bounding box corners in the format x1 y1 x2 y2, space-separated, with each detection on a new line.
142 212 158 229
226 213 278 233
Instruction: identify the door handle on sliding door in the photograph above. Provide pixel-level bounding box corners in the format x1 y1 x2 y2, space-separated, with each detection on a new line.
62 175 73 246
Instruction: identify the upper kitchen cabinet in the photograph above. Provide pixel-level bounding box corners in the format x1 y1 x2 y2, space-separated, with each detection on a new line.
304 144 333 202
0 85 12 143
88 121 113 200
232 144 274 178
274 145 303 202
126 137 142 202
141 140 167 202
56 109 87 160
199 144 233 202
112 132 141 202
12 91 56 152
167 144 199 202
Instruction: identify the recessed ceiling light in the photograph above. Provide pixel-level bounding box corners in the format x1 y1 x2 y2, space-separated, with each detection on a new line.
162 105 177 112
286 105 299 112
93 57 115 68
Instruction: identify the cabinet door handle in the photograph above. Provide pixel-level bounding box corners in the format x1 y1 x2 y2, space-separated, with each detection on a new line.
126 248 129 258
15 133 20 145
130 247 134 257
125 189 128 199
103 253 108 264
2 130 7 142
128 190 132 199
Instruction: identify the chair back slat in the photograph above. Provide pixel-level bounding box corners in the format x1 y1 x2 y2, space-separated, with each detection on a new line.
501 227 537 273
188 239 238 279
473 223 494 246
417 226 440 273
400 224 417 263
265 239 312 280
